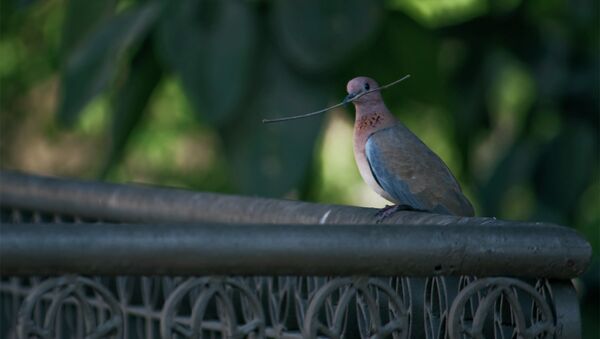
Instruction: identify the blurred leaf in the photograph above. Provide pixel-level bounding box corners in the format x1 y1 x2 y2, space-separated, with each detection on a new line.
60 0 117 58
499 183 535 220
0 38 23 79
471 50 536 178
576 174 599 251
479 141 539 216
272 0 382 73
156 0 258 126
388 0 488 28
534 120 597 212
102 37 163 178
57 2 160 126
0 0 40 29
220 48 332 197
486 51 536 123
345 13 446 106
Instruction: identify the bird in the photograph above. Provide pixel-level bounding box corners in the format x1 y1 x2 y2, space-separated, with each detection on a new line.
346 76 475 217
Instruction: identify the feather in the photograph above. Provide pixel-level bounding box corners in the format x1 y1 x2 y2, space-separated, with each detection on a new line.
365 124 474 216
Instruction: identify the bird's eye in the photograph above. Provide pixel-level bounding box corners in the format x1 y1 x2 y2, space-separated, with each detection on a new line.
364 83 370 90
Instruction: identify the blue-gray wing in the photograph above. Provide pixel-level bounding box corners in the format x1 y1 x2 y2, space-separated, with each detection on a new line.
365 125 474 216
365 133 429 211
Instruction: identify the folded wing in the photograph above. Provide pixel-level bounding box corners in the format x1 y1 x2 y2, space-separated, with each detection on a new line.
365 125 474 216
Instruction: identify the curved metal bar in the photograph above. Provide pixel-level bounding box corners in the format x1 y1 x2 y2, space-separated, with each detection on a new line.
447 277 556 339
16 276 123 339
0 275 582 339
0 171 589 338
0 170 585 227
547 280 582 339
0 222 591 278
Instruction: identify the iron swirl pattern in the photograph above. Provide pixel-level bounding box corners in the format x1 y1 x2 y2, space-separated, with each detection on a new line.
15 276 123 339
1 275 561 338
160 277 265 338
301 277 411 338
447 277 556 339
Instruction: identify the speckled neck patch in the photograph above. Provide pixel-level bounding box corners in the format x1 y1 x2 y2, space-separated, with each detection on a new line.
357 113 383 130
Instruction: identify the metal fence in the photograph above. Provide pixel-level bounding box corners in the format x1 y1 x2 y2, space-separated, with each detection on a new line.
0 171 592 338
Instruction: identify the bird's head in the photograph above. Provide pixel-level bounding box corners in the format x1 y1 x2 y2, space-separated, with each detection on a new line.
261 75 408 124
345 76 382 105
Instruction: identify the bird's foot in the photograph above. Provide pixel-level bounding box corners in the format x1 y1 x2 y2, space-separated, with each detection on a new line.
375 204 425 223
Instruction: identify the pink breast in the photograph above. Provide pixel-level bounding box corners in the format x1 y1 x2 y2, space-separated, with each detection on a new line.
353 129 396 203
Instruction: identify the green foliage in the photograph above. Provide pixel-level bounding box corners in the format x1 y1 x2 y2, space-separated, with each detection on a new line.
57 1 160 125
388 0 489 28
272 0 382 73
221 48 331 197
156 0 258 125
60 0 117 58
104 37 162 177
3 0 597 219
1 1 598 334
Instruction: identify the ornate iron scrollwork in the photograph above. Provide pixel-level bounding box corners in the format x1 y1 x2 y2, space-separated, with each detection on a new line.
424 276 449 339
0 275 571 339
302 277 410 339
0 173 589 339
448 277 555 339
16 276 123 339
160 277 265 338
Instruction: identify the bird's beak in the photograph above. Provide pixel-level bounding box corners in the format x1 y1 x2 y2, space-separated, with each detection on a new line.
343 92 358 104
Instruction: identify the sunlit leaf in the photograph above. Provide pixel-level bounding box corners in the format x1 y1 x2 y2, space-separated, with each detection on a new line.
102 37 163 178
485 50 535 131
220 48 332 197
272 0 382 73
388 0 488 28
156 0 258 126
57 2 161 126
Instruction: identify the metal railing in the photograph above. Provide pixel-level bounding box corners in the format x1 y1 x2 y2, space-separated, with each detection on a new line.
0 171 592 338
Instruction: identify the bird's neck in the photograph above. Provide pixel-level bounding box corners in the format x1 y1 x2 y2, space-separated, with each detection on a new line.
353 104 396 135
351 104 397 200
352 104 396 165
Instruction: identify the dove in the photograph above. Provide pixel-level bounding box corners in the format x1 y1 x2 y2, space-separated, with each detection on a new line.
346 76 474 217
262 75 474 217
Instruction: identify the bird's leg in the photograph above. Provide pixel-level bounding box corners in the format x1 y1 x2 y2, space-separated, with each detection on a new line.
375 204 426 223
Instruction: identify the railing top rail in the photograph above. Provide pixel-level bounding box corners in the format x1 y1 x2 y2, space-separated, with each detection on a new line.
0 171 592 278
0 171 576 227
0 222 591 278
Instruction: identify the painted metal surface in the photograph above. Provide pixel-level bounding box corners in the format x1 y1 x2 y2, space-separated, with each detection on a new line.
0 171 589 338
0 222 590 278
1 275 575 339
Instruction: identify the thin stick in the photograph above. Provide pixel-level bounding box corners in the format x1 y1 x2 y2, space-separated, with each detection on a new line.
261 101 348 124
262 74 411 124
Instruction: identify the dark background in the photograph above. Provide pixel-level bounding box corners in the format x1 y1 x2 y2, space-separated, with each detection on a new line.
1 0 598 336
